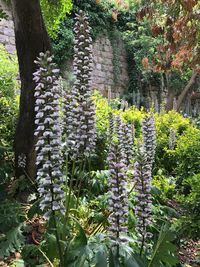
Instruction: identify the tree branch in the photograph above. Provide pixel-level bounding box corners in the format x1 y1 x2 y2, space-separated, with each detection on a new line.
176 71 198 112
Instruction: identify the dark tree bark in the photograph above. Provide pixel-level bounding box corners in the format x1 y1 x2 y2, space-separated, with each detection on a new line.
11 0 51 179
176 71 198 112
166 87 175 111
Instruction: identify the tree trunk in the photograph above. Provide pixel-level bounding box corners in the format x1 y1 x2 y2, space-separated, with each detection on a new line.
176 71 198 112
11 0 51 180
166 87 175 111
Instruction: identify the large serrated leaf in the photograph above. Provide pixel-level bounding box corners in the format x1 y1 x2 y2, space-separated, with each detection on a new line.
109 249 121 267
64 221 88 267
0 223 25 258
95 245 107 267
148 223 179 267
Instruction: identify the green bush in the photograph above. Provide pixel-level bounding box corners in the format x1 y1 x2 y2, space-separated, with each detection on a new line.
154 110 191 174
175 174 200 239
175 127 200 184
0 45 19 184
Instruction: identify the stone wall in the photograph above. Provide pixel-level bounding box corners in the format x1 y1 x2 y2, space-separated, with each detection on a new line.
91 35 129 97
0 0 129 96
0 0 15 54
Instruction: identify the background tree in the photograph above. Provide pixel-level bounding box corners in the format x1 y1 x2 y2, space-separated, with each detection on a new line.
138 0 200 110
11 0 72 180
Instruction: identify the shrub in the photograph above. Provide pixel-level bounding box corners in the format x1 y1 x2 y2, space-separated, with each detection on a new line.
154 110 191 174
0 45 19 184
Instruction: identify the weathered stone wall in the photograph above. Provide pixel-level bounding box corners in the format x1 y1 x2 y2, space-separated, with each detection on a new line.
91 35 129 97
0 0 15 54
0 0 129 96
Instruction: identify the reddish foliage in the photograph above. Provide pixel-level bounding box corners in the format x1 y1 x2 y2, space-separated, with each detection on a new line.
151 25 164 37
137 6 153 20
181 0 198 11
142 57 149 69
140 1 200 72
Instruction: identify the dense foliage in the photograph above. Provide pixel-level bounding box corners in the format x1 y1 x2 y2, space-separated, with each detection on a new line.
0 1 199 266
40 0 72 38
0 45 19 188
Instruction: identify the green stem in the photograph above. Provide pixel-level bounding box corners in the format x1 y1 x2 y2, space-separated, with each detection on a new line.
52 210 64 267
128 182 136 195
139 163 145 257
139 234 145 256
148 225 166 267
63 154 69 239
23 169 38 190
38 248 54 267
66 160 76 221
46 129 63 266
75 160 86 209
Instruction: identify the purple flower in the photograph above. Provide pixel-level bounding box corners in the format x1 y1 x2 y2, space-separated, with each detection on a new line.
134 147 153 252
122 122 135 166
116 116 134 167
107 118 128 244
64 11 96 159
142 114 156 168
33 51 65 219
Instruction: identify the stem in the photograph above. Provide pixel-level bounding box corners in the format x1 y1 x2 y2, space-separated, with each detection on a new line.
75 160 86 209
52 210 64 267
63 154 69 238
47 129 63 266
139 234 145 256
66 160 76 221
128 182 136 195
23 169 38 190
88 157 91 173
38 248 54 267
116 152 120 259
139 162 145 257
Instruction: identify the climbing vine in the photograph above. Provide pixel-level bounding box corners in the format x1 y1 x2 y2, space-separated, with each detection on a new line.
108 30 121 84
52 0 118 67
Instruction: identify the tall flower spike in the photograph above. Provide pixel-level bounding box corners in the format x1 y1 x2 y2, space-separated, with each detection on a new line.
108 119 128 244
134 147 153 252
142 114 156 168
115 116 126 158
108 112 115 143
65 10 96 159
123 123 135 166
116 116 134 167
33 51 65 219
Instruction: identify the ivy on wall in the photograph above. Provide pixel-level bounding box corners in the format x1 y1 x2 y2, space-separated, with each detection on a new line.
40 0 72 38
52 0 118 66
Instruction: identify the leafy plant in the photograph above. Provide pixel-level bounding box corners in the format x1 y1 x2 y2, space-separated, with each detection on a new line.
148 223 179 267
175 174 200 239
40 0 72 38
0 201 26 258
0 45 19 184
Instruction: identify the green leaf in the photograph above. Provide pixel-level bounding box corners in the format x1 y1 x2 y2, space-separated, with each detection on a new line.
12 259 25 267
0 223 25 257
42 233 58 260
95 246 107 267
64 221 88 266
124 257 141 267
123 254 148 267
109 249 121 267
148 223 179 267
